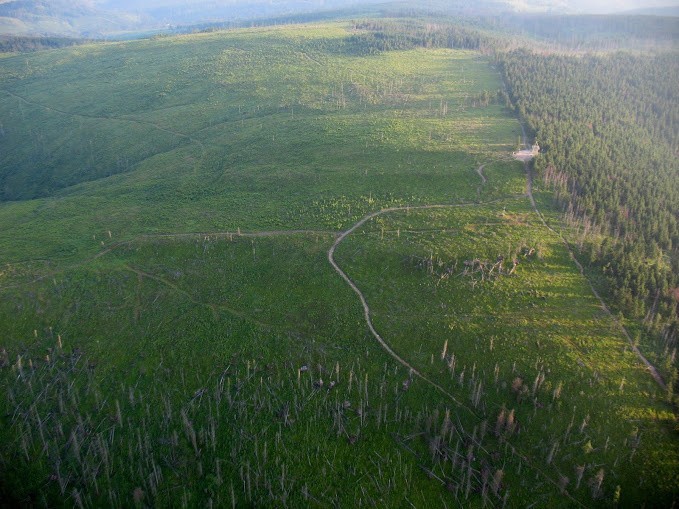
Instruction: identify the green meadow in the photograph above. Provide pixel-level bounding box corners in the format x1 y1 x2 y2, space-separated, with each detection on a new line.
0 22 676 507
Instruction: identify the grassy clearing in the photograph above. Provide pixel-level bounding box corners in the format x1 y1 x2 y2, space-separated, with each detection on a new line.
334 199 678 505
0 233 499 507
0 23 518 266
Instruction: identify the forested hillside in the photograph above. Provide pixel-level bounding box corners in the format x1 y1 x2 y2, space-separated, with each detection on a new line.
345 20 489 54
0 35 87 53
490 14 679 50
500 50 679 386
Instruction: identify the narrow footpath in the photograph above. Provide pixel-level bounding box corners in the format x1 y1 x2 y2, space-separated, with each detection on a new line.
518 124 666 389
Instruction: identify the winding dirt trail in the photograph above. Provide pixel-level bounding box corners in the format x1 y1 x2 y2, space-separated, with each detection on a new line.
124 264 272 328
327 175 588 507
475 164 487 201
326 164 491 396
325 165 502 404
475 164 487 184
140 229 336 240
0 229 336 292
0 89 207 161
328 203 476 410
518 125 666 390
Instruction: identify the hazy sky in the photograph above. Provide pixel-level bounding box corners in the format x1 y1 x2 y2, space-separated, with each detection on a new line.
568 0 679 12
508 0 679 13
2 0 677 15
10 0 671 14
115 0 679 14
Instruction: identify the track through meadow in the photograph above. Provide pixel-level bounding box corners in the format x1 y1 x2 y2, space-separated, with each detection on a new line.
1 89 206 152
517 124 666 389
326 164 498 407
326 163 588 506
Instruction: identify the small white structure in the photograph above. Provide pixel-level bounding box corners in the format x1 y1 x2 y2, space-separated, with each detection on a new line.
513 141 540 162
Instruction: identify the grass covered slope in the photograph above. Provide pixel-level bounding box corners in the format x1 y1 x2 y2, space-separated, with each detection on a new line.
0 24 516 264
335 198 678 504
0 22 676 507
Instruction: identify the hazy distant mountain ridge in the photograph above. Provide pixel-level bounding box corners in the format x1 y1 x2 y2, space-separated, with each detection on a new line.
507 0 679 13
0 0 480 36
2 0 384 36
623 6 679 16
0 0 677 37
0 0 144 37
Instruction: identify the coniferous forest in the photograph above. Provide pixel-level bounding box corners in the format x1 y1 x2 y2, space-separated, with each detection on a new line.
0 36 87 53
500 50 679 384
